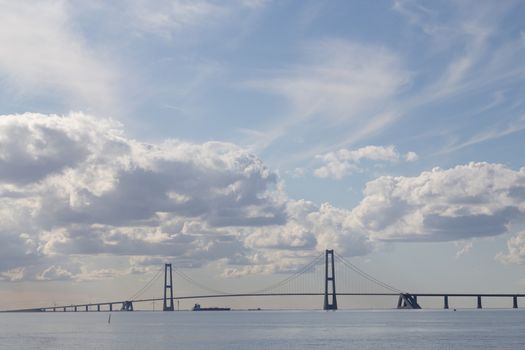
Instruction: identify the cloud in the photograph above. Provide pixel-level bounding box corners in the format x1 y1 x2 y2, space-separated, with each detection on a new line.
0 114 92 184
0 112 289 280
437 115 525 155
0 113 369 281
0 267 25 282
258 40 409 121
0 1 118 112
352 162 525 241
454 240 473 258
36 265 75 281
0 113 283 228
404 151 418 162
227 200 374 276
496 231 525 265
2 113 524 281
127 0 228 38
122 0 266 40
314 145 416 179
243 40 411 155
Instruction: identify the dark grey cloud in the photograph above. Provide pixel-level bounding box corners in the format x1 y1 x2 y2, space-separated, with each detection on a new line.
0 116 89 184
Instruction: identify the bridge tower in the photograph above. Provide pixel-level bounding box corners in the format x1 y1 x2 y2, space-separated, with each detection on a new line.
163 263 174 311
323 249 338 310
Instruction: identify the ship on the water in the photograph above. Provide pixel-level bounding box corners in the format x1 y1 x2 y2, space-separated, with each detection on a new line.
192 303 231 311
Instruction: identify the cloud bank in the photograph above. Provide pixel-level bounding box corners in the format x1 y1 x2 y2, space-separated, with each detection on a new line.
1 113 524 281
0 113 370 280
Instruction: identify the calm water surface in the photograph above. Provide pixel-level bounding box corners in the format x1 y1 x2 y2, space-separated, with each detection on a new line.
1 310 524 349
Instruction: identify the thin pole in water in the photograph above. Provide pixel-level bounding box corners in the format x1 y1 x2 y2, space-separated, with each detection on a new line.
108 313 111 324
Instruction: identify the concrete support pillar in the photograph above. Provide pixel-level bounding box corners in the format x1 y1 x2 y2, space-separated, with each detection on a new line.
396 293 421 309
513 296 518 309
97 304 100 312
53 307 56 312
63 307 66 312
109 304 113 311
74 306 77 312
85 305 89 312
121 301 134 311
444 295 449 309
477 296 482 309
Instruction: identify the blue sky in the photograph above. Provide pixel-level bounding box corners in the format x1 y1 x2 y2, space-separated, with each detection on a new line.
0 0 525 309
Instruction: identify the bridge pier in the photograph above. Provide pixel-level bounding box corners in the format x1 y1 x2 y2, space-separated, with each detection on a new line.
109 303 113 311
74 306 77 312
323 249 337 310
121 301 134 311
97 304 100 312
85 305 88 312
397 293 421 309
444 295 449 309
513 296 518 309
477 296 482 309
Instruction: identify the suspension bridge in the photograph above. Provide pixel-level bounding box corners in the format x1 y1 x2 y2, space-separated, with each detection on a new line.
3 250 524 312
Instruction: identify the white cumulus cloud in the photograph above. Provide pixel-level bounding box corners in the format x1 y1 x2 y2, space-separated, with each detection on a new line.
496 231 525 265
0 112 375 281
314 145 416 179
1 113 524 281
352 162 525 242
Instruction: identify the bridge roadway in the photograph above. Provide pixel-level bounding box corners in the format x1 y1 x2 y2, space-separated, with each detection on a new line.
4 293 525 312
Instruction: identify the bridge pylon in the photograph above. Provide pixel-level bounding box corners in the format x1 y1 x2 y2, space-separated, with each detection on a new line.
163 263 174 311
323 249 338 310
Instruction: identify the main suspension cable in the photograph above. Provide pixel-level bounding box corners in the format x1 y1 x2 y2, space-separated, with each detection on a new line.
129 267 163 300
251 252 324 294
174 268 230 295
334 253 401 293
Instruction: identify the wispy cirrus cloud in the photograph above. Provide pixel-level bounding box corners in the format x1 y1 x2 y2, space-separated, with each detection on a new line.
120 0 268 40
437 114 525 155
253 40 409 123
126 0 228 39
0 1 119 113
241 1 523 168
242 39 411 154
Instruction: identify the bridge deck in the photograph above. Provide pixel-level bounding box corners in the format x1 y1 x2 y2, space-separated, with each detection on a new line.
3 293 525 312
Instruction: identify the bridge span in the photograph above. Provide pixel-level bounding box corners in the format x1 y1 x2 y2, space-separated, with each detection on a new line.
7 292 524 313
3 250 523 312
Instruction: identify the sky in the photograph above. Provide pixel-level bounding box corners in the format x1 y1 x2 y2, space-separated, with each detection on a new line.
1 0 525 310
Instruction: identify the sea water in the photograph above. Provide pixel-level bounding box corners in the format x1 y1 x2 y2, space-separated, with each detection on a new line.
1 309 524 349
